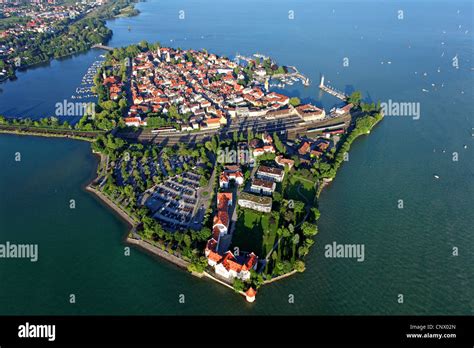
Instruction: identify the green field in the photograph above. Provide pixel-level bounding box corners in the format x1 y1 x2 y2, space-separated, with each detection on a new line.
285 175 317 204
231 208 279 257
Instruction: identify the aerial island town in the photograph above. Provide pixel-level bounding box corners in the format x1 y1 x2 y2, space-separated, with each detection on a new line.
79 42 382 302
0 0 470 343
0 37 383 301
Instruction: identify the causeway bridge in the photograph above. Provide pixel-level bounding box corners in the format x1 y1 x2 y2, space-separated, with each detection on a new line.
92 44 114 52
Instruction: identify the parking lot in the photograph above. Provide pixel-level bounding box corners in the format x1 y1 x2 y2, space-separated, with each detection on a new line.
145 171 205 231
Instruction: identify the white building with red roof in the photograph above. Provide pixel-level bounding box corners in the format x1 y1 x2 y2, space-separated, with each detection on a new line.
212 192 233 240
219 166 244 188
214 251 258 281
124 117 147 127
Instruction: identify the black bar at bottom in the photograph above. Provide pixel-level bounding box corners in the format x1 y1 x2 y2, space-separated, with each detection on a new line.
0 316 472 346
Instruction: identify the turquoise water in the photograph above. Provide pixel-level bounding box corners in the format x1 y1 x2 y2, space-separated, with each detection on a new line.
0 0 472 314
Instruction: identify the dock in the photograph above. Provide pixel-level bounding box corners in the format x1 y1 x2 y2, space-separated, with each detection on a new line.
234 55 310 86
319 75 347 100
270 65 310 86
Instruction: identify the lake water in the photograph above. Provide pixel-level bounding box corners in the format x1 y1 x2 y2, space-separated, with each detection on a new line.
0 0 472 314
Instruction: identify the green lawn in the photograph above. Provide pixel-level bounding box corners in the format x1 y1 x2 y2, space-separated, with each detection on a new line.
231 208 280 258
286 175 316 204
261 213 279 257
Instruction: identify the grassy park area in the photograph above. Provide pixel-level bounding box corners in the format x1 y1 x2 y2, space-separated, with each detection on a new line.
231 208 279 257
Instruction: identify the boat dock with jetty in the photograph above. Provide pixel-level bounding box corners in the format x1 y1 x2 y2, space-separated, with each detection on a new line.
319 75 348 100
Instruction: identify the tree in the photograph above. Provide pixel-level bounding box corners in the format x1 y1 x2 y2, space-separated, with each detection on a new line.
273 191 282 203
293 260 305 272
273 132 286 153
100 100 118 111
154 223 165 240
293 200 305 216
291 233 300 260
233 131 238 143
183 234 192 249
199 227 212 241
168 105 179 119
311 207 321 221
123 185 134 198
187 256 207 273
199 176 208 187
247 128 254 142
298 245 309 257
233 278 244 293
289 97 301 107
288 224 295 235
348 91 362 106
250 269 264 289
301 222 318 237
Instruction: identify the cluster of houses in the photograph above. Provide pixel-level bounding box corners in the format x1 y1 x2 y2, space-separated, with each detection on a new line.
202 129 349 302
0 1 101 39
105 46 337 130
297 137 332 162
103 74 150 127
203 164 260 300
202 133 300 301
103 75 124 100
249 133 276 157
236 164 286 213
206 190 259 284
236 134 290 213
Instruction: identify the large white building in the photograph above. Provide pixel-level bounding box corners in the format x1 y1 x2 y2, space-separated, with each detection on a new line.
250 178 275 196
256 165 285 182
214 251 258 281
205 240 258 281
238 192 272 213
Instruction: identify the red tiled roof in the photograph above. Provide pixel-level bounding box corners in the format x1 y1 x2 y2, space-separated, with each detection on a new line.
205 117 221 125
213 210 229 228
245 252 257 269
246 287 257 297
208 251 222 263
206 238 218 252
212 226 221 240
298 142 311 155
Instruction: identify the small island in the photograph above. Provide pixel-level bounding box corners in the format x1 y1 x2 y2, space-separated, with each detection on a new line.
0 41 383 302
